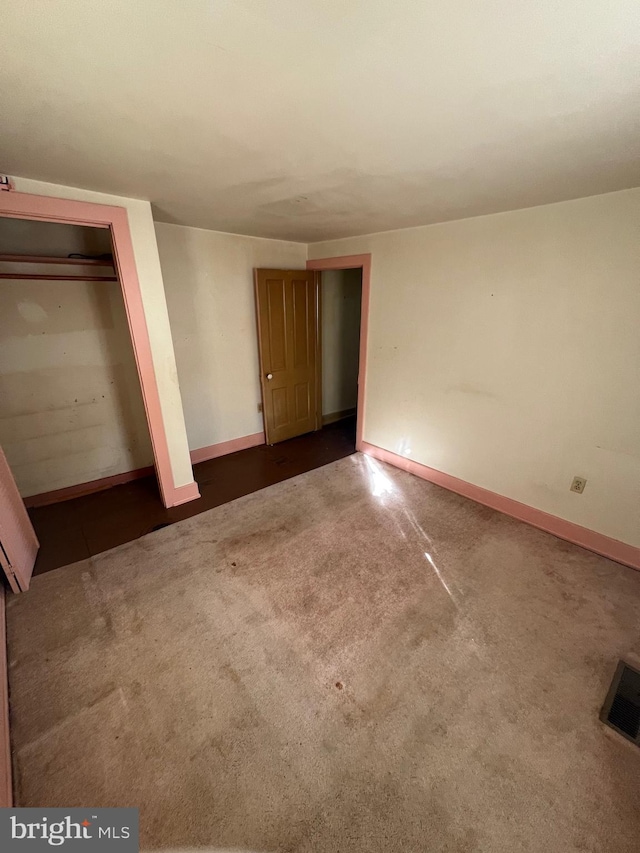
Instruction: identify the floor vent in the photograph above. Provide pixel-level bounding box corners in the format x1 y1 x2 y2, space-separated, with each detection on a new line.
601 660 640 744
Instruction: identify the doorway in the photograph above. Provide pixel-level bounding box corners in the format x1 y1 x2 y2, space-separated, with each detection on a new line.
0 189 194 513
320 267 362 431
254 254 371 451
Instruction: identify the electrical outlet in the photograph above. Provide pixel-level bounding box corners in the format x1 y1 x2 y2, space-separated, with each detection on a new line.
570 476 587 494
257 402 263 413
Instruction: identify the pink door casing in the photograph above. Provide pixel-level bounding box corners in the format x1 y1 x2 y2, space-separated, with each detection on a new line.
0 190 200 509
0 446 39 592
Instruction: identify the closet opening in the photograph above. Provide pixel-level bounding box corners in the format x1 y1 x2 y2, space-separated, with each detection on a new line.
0 216 157 581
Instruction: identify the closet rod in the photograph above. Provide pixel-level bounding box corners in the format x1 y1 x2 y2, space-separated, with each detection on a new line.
0 254 114 266
0 273 118 281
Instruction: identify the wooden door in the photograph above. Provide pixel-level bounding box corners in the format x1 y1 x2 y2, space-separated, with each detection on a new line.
0 446 39 592
255 269 320 444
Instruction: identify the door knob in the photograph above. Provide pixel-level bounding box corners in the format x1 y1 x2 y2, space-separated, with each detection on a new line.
266 373 273 380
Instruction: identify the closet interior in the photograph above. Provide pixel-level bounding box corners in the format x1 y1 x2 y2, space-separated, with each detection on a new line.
0 216 156 574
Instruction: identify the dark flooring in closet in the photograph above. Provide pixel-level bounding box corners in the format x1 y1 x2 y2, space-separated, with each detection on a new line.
28 417 357 577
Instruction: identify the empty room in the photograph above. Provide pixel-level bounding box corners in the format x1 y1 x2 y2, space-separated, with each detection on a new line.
0 2 639 851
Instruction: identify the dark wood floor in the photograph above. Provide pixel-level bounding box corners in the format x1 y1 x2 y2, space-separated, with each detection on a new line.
28 417 356 577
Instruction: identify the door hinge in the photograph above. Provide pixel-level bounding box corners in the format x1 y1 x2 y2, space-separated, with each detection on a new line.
0 540 17 580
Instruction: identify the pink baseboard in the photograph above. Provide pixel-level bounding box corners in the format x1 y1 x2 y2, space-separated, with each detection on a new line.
0 588 11 807
361 442 640 572
189 432 265 465
170 481 201 506
23 467 155 508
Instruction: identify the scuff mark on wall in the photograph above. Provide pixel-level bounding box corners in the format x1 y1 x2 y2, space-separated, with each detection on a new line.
445 382 499 399
16 302 48 324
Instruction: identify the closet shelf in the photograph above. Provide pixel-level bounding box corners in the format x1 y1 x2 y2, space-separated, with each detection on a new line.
0 273 117 281
0 254 114 266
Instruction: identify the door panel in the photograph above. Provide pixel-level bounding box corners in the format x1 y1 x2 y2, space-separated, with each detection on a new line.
267 281 287 371
0 446 39 592
273 387 288 429
295 383 310 421
293 279 310 367
255 269 319 444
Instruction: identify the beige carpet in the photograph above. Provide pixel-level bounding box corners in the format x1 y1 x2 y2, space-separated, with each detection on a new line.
6 454 640 852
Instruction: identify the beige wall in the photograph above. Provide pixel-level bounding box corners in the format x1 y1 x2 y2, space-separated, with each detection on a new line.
8 176 636 551
321 269 362 417
10 176 195 490
0 221 152 496
309 188 640 548
154 222 306 451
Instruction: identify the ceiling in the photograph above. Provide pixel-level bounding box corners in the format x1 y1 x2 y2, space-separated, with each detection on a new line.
2 1 639 243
